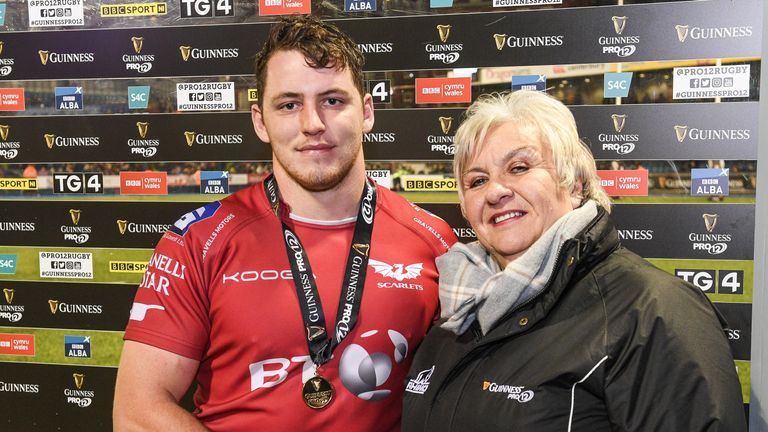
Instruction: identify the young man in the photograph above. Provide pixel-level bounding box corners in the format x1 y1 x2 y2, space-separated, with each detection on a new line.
113 15 456 431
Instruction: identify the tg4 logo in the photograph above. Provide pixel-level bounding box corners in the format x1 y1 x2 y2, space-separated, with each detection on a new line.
675 269 744 295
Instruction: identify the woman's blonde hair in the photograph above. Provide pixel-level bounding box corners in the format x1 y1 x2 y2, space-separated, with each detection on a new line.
453 90 611 212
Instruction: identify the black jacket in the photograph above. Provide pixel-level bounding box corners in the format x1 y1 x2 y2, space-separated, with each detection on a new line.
402 209 746 431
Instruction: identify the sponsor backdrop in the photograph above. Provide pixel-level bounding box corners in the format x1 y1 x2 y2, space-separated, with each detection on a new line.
0 0 761 429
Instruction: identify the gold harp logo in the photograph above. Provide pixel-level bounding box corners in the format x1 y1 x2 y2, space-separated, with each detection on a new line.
437 25 451 43
352 243 370 257
0 41 4 56
131 36 144 54
38 50 50 65
136 122 149 139
0 124 9 141
439 117 453 135
73 373 85 390
674 125 689 143
311 377 323 392
611 114 627 133
612 16 628 35
3 288 14 304
306 326 325 341
184 131 196 147
483 381 491 390
493 34 507 51
48 299 59 314
703 213 718 233
69 209 81 225
44 133 56 149
117 220 128 235
179 46 192 62
675 25 690 43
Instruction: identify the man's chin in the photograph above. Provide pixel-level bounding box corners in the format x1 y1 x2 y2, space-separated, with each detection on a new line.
291 170 347 192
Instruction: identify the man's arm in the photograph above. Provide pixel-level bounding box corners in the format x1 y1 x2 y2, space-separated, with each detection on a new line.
113 341 209 432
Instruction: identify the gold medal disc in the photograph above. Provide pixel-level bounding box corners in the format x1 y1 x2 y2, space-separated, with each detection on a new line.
302 375 334 409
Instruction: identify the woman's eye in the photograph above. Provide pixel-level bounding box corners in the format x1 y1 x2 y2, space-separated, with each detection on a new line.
468 178 487 188
510 164 529 174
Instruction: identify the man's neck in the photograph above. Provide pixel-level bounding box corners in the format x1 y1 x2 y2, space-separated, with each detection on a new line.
272 166 367 221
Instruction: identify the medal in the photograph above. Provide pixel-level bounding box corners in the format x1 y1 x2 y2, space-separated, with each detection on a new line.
302 375 335 410
264 175 376 412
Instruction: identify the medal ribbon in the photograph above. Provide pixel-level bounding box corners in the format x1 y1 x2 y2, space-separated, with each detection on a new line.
264 175 376 367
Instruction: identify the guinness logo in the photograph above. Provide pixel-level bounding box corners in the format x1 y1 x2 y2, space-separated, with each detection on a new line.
38 50 50 65
437 25 451 43
352 243 370 257
674 125 689 142
136 121 149 139
0 41 4 56
306 326 325 341
117 220 128 235
179 46 191 62
439 116 453 135
131 36 144 54
44 134 55 149
73 373 85 390
69 209 81 225
612 16 628 35
48 299 59 314
184 131 196 147
703 213 718 233
675 25 689 43
611 114 627 133
493 34 506 51
310 377 323 392
3 288 14 304
0 124 9 141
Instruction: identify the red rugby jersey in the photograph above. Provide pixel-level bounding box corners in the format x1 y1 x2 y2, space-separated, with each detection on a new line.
124 181 456 432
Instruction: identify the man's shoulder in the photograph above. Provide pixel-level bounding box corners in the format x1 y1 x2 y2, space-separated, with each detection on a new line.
166 184 271 241
375 185 457 253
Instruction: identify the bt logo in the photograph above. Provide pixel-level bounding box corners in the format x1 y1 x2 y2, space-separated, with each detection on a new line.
249 328 408 400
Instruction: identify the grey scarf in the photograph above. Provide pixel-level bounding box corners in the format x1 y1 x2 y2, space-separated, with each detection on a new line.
437 201 598 335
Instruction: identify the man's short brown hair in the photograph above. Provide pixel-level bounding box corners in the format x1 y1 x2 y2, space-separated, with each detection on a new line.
254 15 366 107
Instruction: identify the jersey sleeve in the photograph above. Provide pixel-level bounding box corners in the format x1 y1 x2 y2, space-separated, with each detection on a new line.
603 279 747 431
123 228 211 361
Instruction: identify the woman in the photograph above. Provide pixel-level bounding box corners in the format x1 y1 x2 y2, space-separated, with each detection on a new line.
402 91 746 431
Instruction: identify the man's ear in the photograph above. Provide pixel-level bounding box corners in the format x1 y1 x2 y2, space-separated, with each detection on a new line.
362 93 375 133
570 180 584 209
251 103 270 143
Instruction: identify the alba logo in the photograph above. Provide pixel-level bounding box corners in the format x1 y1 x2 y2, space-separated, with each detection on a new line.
339 329 408 400
369 259 423 281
